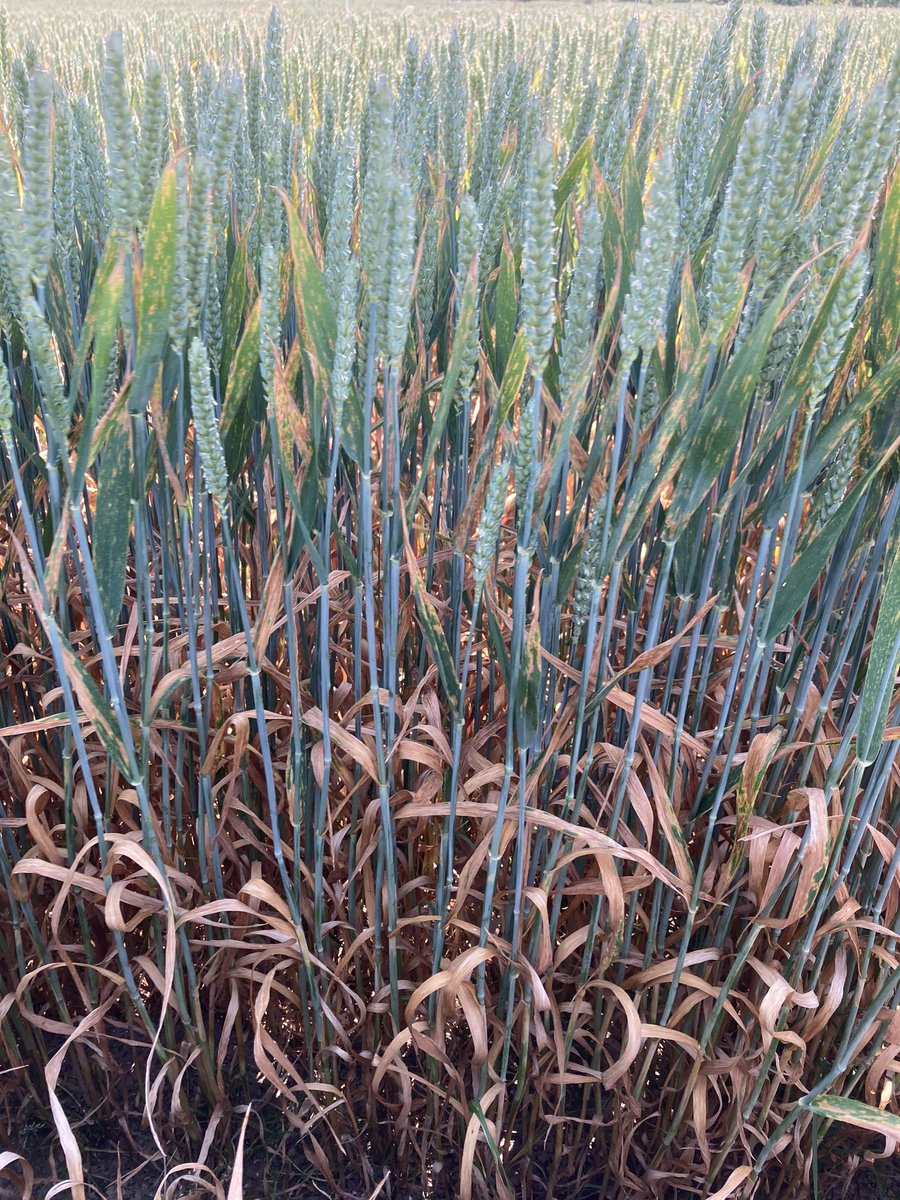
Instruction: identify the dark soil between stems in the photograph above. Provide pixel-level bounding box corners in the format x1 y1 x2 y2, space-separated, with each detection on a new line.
5 1143 900 1200
824 1161 900 1200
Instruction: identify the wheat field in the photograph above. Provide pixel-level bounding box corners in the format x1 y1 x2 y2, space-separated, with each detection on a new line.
0 2 898 1197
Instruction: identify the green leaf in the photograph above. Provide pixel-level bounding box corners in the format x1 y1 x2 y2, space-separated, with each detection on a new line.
486 600 510 691
777 252 862 414
704 82 755 199
678 258 702 370
271 350 310 471
749 253 865 523
681 262 705 369
403 537 460 717
282 193 336 377
872 168 900 371
131 161 178 417
456 331 528 555
468 1099 513 1190
803 1095 900 1147
800 96 850 201
619 143 644 264
766 436 900 636
220 229 255 388
70 243 126 494
53 620 132 778
856 536 900 766
515 616 542 747
543 261 619 501
406 259 479 522
92 410 132 633
339 384 366 466
599 182 629 325
45 257 76 378
766 490 859 638
497 329 528 427
293 505 330 586
607 339 711 568
708 249 869 526
797 353 900 489
480 301 495 377
493 237 517 382
554 134 593 222
221 296 261 476
665 284 783 539
332 523 358 582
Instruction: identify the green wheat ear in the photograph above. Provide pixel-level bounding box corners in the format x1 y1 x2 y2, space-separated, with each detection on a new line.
814 423 860 532
53 92 77 262
456 192 481 283
416 206 439 338
206 244 224 376
453 193 481 403
137 56 168 231
331 252 358 427
188 337 228 506
187 155 214 327
22 294 68 438
620 147 679 364
23 69 53 284
168 156 190 347
558 205 602 401
748 7 767 98
259 240 280 399
808 250 868 415
752 75 811 305
324 136 354 313
360 80 395 358
705 106 769 344
210 76 241 225
520 135 556 375
385 180 415 367
572 500 605 630
101 30 139 235
473 455 509 592
0 361 12 439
